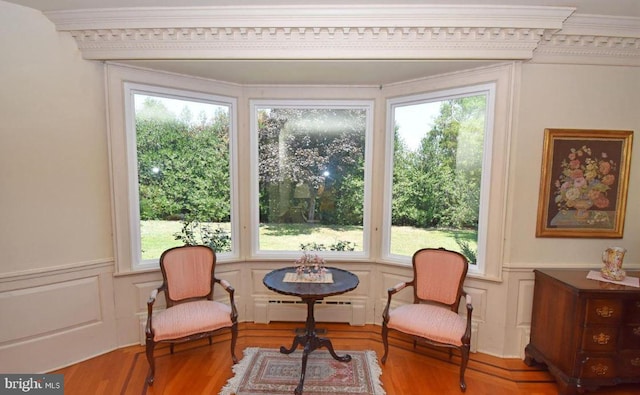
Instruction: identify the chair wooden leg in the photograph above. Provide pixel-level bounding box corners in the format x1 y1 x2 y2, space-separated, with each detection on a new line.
230 323 238 363
459 344 470 392
145 340 156 385
381 323 389 364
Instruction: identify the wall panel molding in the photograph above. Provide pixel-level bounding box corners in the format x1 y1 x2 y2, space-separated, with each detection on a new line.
0 261 117 373
0 258 113 285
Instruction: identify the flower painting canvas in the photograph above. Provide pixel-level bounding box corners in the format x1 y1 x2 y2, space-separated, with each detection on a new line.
536 129 633 238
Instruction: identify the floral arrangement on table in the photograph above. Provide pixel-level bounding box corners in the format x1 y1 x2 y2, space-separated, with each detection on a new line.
295 252 327 281
554 145 617 219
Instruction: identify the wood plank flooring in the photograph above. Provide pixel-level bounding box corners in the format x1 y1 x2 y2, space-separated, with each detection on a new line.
51 322 640 395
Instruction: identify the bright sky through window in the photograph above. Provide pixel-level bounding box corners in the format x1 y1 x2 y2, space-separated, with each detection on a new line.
394 102 440 151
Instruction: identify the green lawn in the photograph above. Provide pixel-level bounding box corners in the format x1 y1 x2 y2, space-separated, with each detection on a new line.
140 220 477 261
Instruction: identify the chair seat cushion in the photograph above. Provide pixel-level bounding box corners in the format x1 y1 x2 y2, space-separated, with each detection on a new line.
387 304 466 346
152 300 232 342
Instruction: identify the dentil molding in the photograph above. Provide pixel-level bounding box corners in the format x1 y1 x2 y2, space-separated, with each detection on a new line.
43 5 640 65
534 15 640 65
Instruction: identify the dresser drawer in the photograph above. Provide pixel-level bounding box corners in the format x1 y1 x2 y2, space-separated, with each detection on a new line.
620 324 640 349
586 299 623 324
618 351 640 378
579 355 617 378
624 299 640 323
582 326 618 351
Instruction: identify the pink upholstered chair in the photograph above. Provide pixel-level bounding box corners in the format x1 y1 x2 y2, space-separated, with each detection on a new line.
381 247 473 391
145 245 238 385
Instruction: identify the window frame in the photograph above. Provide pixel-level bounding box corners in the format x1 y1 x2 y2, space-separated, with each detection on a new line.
107 62 513 278
379 61 515 282
382 84 495 275
249 99 374 261
107 64 239 273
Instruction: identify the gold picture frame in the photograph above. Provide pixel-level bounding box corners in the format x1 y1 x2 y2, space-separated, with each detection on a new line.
536 128 633 238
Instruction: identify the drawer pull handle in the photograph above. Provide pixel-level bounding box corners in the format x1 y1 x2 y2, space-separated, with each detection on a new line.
631 358 640 367
634 327 640 336
592 333 610 345
591 364 608 375
596 306 614 318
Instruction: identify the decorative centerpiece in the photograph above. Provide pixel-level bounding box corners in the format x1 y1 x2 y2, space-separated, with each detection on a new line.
601 246 627 281
295 252 327 281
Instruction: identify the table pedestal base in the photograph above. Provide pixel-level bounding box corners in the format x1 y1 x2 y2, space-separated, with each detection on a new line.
279 298 351 395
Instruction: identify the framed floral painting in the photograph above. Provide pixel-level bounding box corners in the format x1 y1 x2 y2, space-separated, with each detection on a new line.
536 128 633 238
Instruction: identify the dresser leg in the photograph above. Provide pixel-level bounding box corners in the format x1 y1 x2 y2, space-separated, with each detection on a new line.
556 380 579 395
523 345 542 367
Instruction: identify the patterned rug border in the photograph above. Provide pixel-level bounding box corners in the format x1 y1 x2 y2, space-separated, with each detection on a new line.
219 347 385 395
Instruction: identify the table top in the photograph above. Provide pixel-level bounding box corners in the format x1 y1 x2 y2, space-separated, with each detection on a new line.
263 266 359 299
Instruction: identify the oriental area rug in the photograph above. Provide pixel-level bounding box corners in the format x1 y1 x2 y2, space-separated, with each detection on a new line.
219 347 385 395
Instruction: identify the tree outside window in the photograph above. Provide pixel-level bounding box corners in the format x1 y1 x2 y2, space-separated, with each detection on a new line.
253 103 371 253
133 93 233 260
388 90 490 264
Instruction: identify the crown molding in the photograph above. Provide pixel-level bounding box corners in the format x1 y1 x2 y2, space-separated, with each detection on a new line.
68 27 550 60
533 34 640 66
45 5 573 30
41 5 640 65
555 14 640 38
532 14 640 66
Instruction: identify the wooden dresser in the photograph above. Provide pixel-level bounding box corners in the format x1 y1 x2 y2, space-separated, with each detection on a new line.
524 269 640 395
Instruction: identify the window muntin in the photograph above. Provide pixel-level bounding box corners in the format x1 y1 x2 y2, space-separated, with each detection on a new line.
124 83 237 269
250 100 373 258
383 84 495 273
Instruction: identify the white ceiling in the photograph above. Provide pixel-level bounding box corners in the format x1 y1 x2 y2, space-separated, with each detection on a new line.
113 60 501 86
6 0 639 85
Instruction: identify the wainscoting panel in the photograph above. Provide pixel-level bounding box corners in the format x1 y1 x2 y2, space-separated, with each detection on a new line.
135 280 164 310
464 286 487 323
0 277 101 344
0 261 117 373
516 278 535 327
516 277 536 358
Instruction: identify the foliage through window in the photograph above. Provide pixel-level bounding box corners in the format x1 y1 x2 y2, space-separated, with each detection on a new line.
132 91 234 261
252 102 371 254
387 86 494 264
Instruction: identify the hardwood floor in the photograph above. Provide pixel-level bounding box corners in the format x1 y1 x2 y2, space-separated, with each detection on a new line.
51 322 639 395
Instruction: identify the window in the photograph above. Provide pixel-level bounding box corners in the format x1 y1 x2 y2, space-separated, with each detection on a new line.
250 100 373 258
108 63 511 276
383 84 495 273
123 83 237 269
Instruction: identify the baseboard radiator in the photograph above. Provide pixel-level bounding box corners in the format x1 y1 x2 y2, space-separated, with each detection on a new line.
254 297 366 326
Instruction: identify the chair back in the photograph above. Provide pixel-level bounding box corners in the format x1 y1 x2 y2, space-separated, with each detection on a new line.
412 248 468 308
159 245 215 306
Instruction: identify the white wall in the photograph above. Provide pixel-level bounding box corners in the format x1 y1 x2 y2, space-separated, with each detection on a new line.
498 63 640 357
509 64 640 268
0 1 117 373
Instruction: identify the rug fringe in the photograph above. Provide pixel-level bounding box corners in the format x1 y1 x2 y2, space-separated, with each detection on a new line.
365 350 386 395
218 347 259 395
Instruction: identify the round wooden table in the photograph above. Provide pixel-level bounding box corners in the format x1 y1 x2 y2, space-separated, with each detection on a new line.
263 266 359 395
